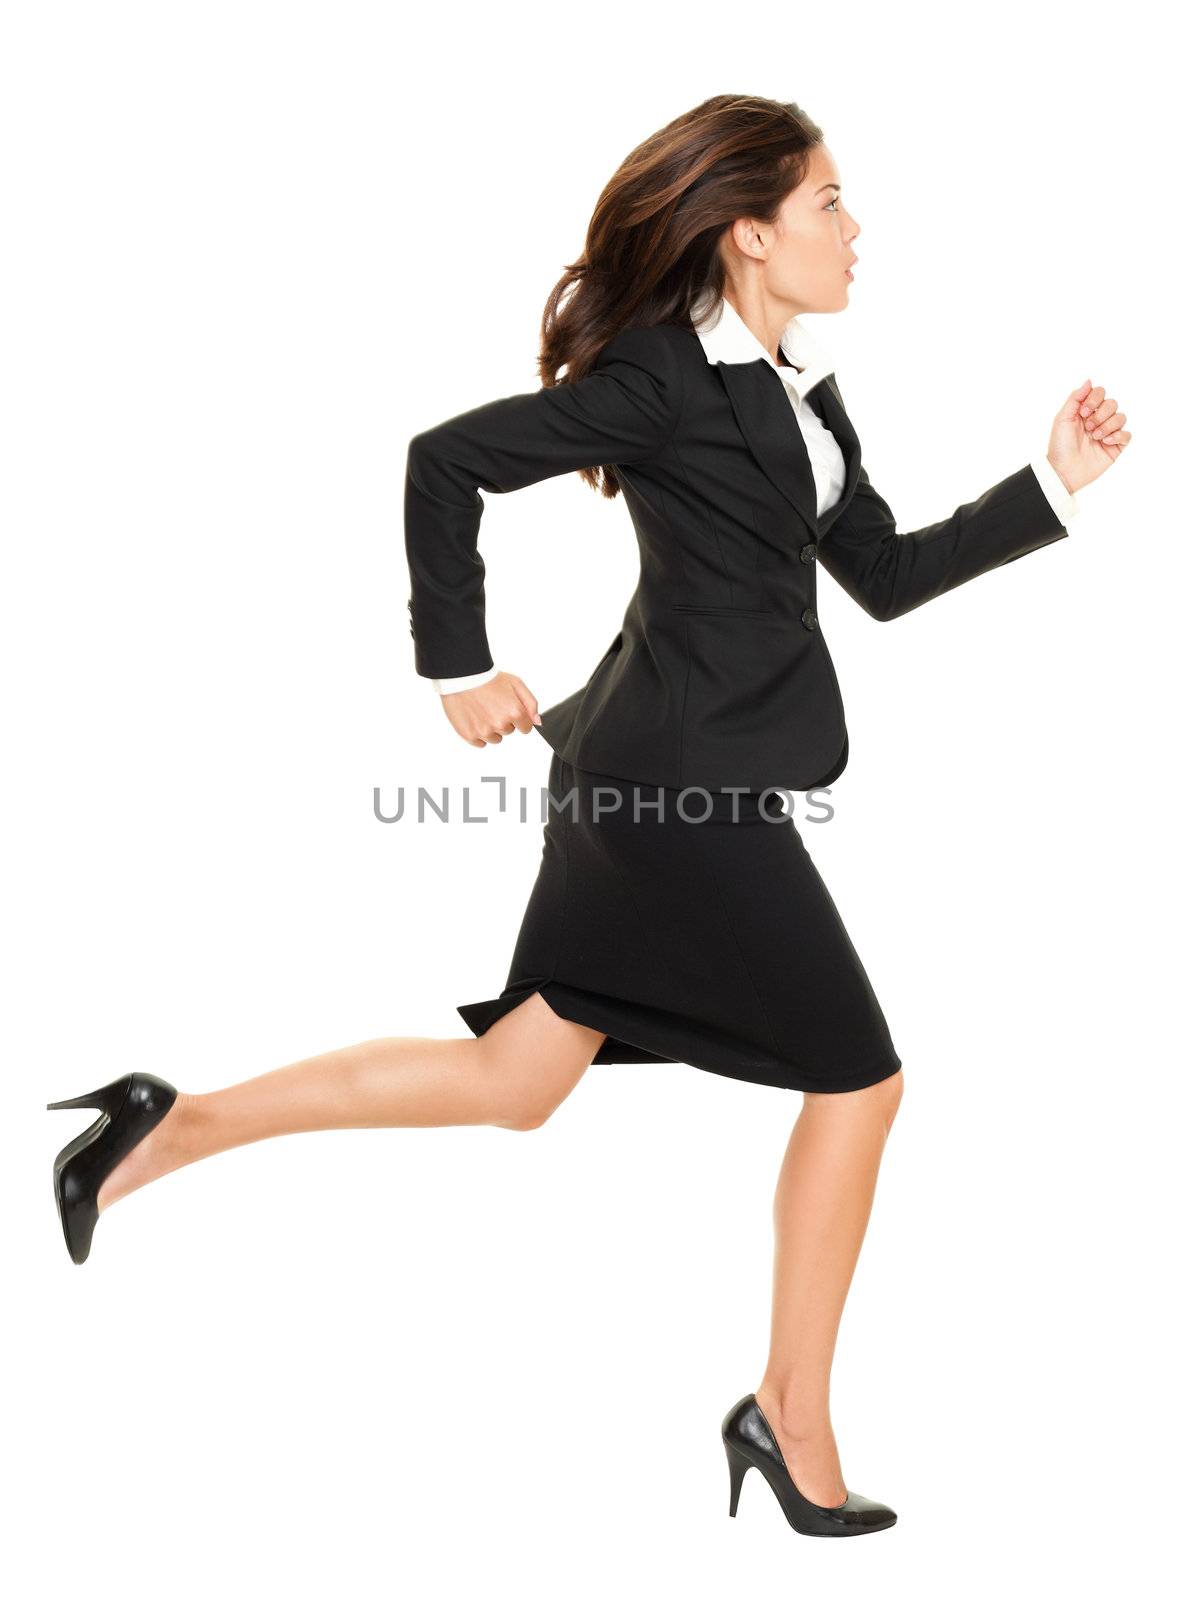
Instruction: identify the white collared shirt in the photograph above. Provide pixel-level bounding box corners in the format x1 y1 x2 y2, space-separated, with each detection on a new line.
430 294 1079 695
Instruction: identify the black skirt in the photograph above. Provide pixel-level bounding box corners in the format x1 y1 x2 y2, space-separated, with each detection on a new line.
456 752 903 1094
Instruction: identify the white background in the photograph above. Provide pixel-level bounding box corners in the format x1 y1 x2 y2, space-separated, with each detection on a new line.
4 1 1196 1594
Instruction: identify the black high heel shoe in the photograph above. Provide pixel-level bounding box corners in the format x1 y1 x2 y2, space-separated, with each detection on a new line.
721 1394 898 1537
47 1072 178 1264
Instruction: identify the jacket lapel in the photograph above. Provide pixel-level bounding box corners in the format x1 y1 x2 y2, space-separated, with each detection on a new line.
716 360 819 537
716 362 864 540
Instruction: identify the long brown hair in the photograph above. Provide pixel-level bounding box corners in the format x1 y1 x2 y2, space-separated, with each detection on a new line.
538 94 824 498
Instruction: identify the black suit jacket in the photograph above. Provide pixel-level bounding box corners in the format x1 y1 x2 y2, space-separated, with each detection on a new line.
404 321 1069 791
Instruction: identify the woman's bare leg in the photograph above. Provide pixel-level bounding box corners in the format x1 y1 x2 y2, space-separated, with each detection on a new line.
95 993 605 1212
754 1068 904 1508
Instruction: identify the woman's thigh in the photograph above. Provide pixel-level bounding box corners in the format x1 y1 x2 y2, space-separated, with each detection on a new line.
475 990 606 1129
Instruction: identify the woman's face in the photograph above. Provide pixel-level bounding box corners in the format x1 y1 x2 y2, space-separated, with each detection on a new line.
750 144 861 314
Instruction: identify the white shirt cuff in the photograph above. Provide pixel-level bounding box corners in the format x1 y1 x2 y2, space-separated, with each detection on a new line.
1029 455 1080 525
431 668 500 695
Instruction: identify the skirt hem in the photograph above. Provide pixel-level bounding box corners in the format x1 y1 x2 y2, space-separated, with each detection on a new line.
456 976 903 1095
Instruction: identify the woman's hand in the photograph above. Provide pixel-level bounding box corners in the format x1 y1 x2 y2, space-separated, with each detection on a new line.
1047 379 1131 494
439 671 542 747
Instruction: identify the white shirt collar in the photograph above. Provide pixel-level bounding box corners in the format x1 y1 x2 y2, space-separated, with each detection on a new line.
689 292 836 402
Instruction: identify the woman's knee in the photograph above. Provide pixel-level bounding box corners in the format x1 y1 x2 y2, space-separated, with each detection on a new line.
474 995 602 1130
488 1065 584 1132
802 1064 904 1131
500 1099 558 1133
874 1066 904 1131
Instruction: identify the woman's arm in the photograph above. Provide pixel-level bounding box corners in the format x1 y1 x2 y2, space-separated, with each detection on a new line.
818 377 1129 623
404 323 684 680
816 459 1072 622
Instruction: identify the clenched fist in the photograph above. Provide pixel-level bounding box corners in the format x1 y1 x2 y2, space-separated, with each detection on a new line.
439 671 542 747
1048 379 1131 495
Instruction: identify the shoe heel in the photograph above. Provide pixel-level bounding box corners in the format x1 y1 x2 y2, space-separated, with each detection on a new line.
725 1439 753 1517
47 1075 131 1116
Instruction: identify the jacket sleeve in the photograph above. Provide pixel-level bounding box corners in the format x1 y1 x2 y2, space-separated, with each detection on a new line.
404 323 683 679
816 460 1072 622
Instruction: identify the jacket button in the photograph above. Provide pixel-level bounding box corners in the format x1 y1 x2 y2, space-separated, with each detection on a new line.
800 542 817 564
801 607 818 630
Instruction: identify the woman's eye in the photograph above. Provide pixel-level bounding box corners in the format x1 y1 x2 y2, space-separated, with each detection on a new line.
825 197 840 212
